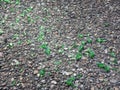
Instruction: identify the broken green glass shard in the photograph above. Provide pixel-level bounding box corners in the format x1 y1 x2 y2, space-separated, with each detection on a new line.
44 47 50 55
81 41 86 45
86 48 95 58
87 38 92 43
78 45 84 52
4 0 11 3
89 51 95 58
97 62 110 72
78 34 84 38
109 52 116 57
76 53 82 60
39 69 45 77
37 32 44 41
16 0 20 4
40 43 47 49
96 38 107 43
65 76 75 86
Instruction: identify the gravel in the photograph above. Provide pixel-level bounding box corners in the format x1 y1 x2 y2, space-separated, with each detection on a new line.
0 0 120 90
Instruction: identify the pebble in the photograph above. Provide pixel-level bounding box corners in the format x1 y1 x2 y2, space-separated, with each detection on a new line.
80 84 84 88
64 47 68 50
28 61 32 67
110 57 115 61
31 44 35 46
91 86 95 90
118 61 120 64
41 80 46 83
12 59 20 65
1 82 6 86
37 84 41 88
73 73 77 76
41 2 45 6
37 65 45 70
89 78 94 83
21 83 25 88
104 49 108 53
78 68 84 72
31 48 35 50
34 77 39 81
66 36 71 39
19 76 23 81
67 53 74 58
99 76 104 82
108 46 116 52
81 56 88 60
0 36 4 44
50 84 55 89
37 73 40 77
113 87 119 90
0 52 3 57
51 80 57 84
72 68 76 71
75 80 79 87
110 79 117 83
61 71 73 76
11 78 14 81
34 70 38 74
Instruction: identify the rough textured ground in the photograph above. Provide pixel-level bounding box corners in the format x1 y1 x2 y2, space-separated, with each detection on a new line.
0 0 120 90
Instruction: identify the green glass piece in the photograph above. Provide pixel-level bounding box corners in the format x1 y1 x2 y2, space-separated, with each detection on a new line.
17 40 22 45
87 38 92 43
109 52 116 57
40 43 47 49
78 34 84 38
86 48 95 58
81 41 86 45
113 58 118 64
76 53 82 60
78 45 84 52
96 38 107 43
16 0 20 4
72 42 78 48
11 80 16 86
45 47 50 55
65 76 75 86
39 69 45 76
4 0 11 3
104 22 110 27
89 51 95 58
37 32 44 41
97 62 110 72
